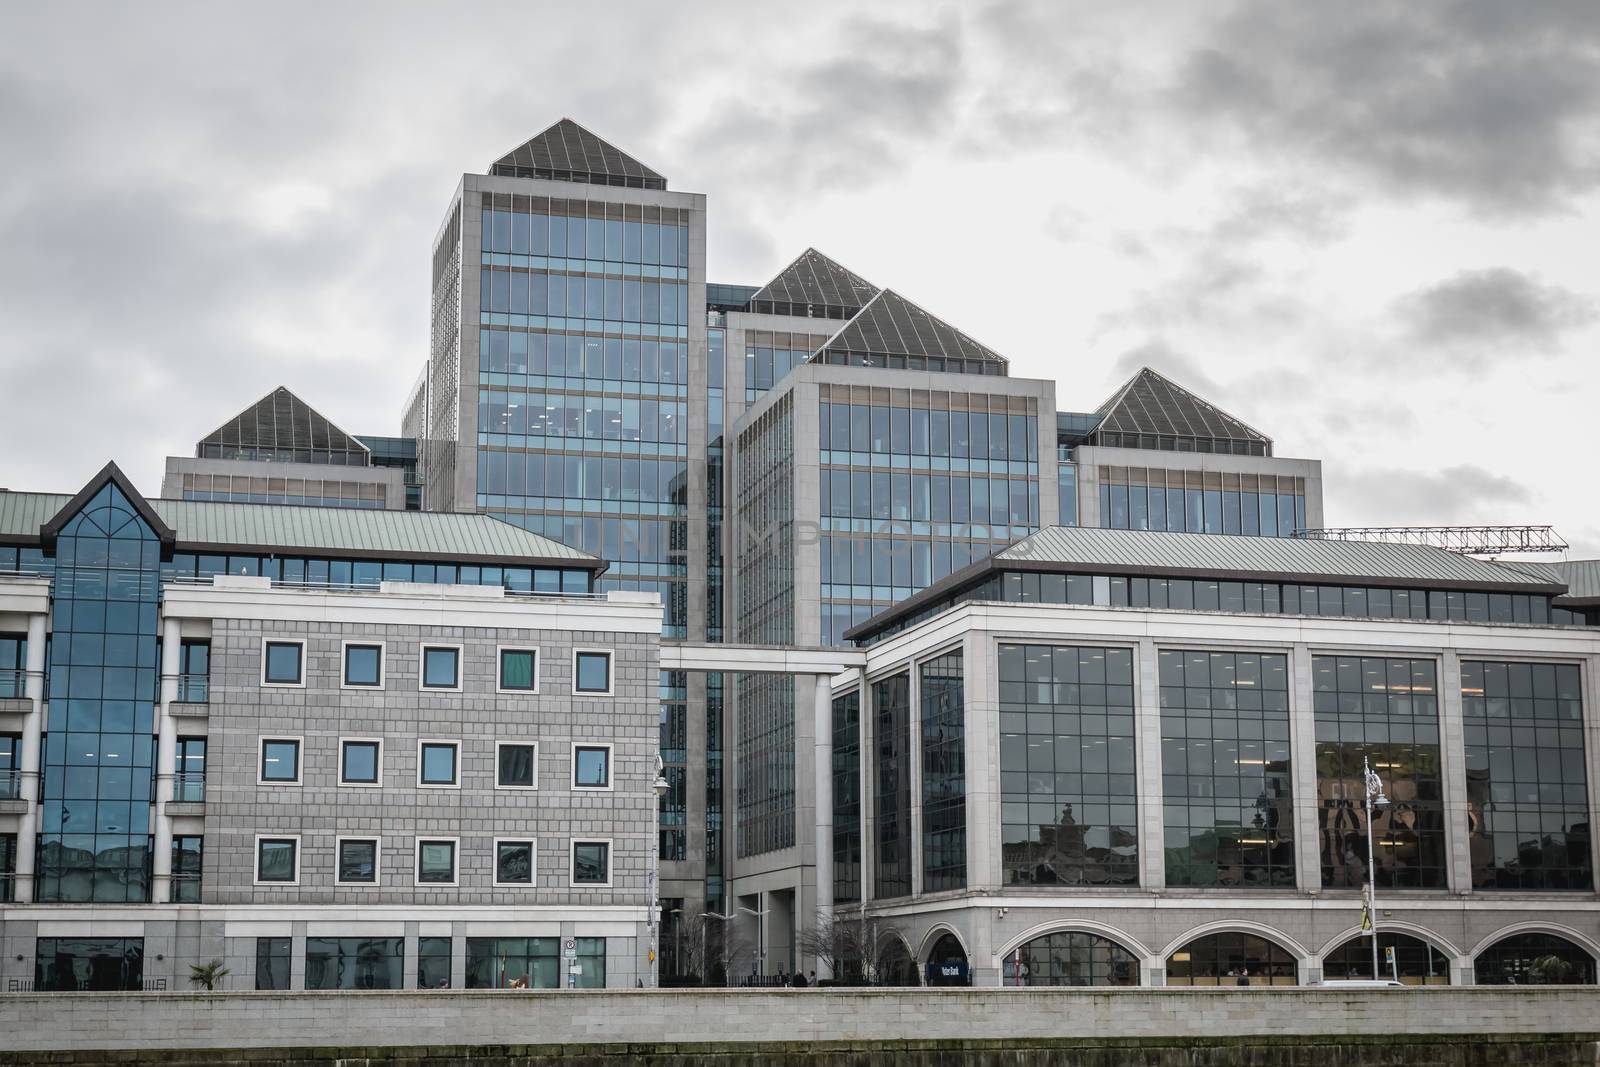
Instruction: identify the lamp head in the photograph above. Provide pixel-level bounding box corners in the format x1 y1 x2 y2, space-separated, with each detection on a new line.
653 774 670 799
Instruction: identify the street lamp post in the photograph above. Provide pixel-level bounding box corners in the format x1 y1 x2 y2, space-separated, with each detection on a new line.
698 911 735 987
650 758 670 989
738 903 770 979
1362 755 1390 981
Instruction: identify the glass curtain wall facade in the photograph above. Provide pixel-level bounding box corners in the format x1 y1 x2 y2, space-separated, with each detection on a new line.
999 645 1138 887
817 387 1041 645
919 651 965 892
38 482 161 902
1159 651 1294 888
1461 661 1591 890
871 673 912 899
659 670 688 862
831 690 862 904
1313 656 1446 889
1095 468 1306 536
475 195 691 637
745 331 826 405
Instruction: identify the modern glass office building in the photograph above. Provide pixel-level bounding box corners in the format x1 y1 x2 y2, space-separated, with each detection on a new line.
410 119 1332 970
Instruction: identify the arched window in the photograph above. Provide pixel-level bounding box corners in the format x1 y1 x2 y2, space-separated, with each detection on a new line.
1474 933 1596 986
925 933 969 986
1323 933 1450 985
1167 932 1296 986
1011 931 1140 987
876 936 918 986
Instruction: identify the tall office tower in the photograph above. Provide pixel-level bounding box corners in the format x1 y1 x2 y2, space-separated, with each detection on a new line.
413 121 1326 973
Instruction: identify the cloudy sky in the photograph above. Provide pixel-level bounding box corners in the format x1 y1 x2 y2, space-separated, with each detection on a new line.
2 2 1597 553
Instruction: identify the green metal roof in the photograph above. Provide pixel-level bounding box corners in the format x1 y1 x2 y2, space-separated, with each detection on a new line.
0 489 599 570
998 526 1557 589
1497 559 1600 605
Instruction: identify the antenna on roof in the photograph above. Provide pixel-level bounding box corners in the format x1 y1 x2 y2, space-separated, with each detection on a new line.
1291 525 1568 557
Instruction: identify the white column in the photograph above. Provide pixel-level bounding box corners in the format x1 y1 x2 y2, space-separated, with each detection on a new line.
811 673 834 979
1289 644 1321 892
151 617 181 903
14 614 46 903
1135 638 1164 889
1437 650 1471 893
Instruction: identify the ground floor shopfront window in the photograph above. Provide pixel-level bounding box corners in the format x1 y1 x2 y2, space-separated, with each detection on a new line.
304 937 403 990
35 938 143 991
466 937 607 988
1166 932 1296 986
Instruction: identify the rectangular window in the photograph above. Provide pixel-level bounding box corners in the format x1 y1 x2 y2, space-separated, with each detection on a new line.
342 642 383 688
258 738 301 784
872 673 912 899
340 739 381 785
418 741 459 787
921 651 966 892
417 839 458 885
1462 661 1590 891
499 648 538 692
831 691 862 905
574 650 612 694
262 640 304 686
34 938 144 992
495 839 535 885
573 743 611 789
177 639 209 702
421 645 461 690
417 936 452 989
999 644 1139 887
174 737 206 802
255 937 291 991
171 835 203 903
465 937 559 988
1312 656 1445 889
497 742 537 788
336 838 379 885
305 937 403 990
255 836 299 884
571 840 611 886
1159 650 1295 889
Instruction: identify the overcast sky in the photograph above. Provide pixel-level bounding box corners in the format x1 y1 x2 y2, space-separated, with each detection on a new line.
2 2 1597 553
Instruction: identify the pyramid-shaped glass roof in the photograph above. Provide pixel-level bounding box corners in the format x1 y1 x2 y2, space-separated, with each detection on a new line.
813 289 1008 375
197 387 371 466
489 119 666 190
1091 368 1271 456
748 249 879 320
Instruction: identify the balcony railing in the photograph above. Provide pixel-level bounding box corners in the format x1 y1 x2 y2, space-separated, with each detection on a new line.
0 770 19 800
175 674 209 703
172 773 205 804
0 873 13 904
0 669 23 699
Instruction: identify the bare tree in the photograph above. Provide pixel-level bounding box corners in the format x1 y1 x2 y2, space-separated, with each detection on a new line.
796 909 903 984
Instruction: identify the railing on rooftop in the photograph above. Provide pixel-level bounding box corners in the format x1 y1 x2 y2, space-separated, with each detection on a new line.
166 575 609 599
1293 524 1569 557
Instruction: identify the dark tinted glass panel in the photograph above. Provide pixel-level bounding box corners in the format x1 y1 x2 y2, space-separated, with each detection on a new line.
338 839 377 883
418 936 452 988
872 673 912 899
255 937 290 990
498 744 535 788
257 839 296 882
171 835 202 903
418 840 456 883
921 652 965 892
264 642 302 684
1313 656 1445 889
1323 933 1450 984
343 644 381 687
1473 933 1597 985
1462 661 1590 891
831 691 862 904
1015 931 1139 987
497 840 534 884
573 841 609 884
1160 651 1294 888
305 937 403 990
1166 933 1296 985
465 937 560 988
1000 645 1138 887
35 937 143 992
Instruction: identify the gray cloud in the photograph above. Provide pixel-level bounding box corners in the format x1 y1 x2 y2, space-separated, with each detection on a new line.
1175 1 1600 217
1109 339 1225 398
1330 464 1534 526
1395 268 1597 365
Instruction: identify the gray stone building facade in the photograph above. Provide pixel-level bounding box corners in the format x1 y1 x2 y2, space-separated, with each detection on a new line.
0 463 662 991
